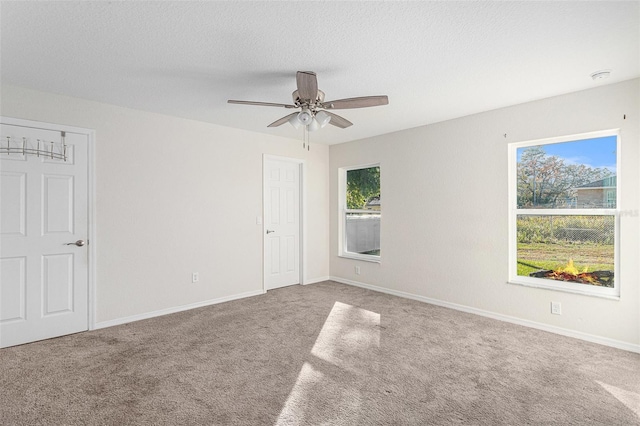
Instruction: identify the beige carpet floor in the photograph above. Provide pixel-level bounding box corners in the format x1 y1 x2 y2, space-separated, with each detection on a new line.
1 281 639 425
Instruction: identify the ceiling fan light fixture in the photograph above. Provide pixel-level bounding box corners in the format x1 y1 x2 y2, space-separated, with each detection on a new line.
315 110 331 128
307 118 320 132
288 114 301 129
296 109 313 126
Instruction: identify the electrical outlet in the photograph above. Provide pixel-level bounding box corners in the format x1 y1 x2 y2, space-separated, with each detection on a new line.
551 301 562 315
192 272 199 283
355 266 361 275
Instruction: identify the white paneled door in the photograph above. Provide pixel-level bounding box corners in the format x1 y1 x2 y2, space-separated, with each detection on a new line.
1 121 89 348
264 157 300 290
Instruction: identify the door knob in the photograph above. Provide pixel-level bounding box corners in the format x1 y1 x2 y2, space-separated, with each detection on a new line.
266 230 275 234
66 240 86 247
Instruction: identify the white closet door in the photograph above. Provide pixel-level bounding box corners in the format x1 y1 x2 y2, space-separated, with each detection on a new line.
264 158 300 290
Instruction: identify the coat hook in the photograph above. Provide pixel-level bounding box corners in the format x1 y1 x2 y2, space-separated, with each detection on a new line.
3 134 67 161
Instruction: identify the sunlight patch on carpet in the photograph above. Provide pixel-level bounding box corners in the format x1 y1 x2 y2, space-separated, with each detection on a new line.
310 301 380 372
275 361 364 425
596 381 640 418
275 302 381 424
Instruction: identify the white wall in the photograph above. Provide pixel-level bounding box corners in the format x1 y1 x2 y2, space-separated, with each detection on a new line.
1 85 330 324
330 79 640 349
2 80 637 349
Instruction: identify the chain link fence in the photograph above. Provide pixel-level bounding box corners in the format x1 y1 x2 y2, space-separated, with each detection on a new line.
517 215 615 245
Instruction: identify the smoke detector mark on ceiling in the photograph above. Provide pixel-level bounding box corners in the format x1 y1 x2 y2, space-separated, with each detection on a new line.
591 70 612 81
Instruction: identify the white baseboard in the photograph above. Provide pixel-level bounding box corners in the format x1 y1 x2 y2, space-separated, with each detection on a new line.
330 276 640 354
93 289 265 330
303 276 330 285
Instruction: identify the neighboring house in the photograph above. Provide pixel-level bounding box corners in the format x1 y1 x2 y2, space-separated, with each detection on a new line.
575 176 617 208
365 195 381 211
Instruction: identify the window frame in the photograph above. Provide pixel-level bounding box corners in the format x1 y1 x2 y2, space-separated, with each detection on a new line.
508 129 621 299
338 163 381 263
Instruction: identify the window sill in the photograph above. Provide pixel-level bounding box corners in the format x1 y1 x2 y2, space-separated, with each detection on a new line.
507 279 620 300
339 253 381 264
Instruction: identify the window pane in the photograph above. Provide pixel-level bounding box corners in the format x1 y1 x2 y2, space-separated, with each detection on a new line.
516 136 616 209
346 167 380 210
346 212 380 256
517 215 614 287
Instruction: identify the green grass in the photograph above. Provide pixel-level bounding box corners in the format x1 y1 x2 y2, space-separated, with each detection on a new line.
517 242 614 277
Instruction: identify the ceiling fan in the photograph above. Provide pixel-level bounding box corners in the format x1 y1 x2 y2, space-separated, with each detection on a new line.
228 71 388 131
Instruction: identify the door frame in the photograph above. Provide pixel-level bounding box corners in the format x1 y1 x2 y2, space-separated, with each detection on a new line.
1 116 97 331
262 154 306 291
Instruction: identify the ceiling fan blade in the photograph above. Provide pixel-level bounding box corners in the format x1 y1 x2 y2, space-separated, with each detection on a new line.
321 95 388 110
324 111 353 128
296 71 318 102
267 112 298 128
228 100 296 108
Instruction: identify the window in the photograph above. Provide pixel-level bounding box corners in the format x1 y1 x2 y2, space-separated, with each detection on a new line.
339 164 381 262
508 130 619 297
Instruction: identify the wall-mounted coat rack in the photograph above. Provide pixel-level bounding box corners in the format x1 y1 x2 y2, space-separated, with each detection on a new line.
1 131 67 161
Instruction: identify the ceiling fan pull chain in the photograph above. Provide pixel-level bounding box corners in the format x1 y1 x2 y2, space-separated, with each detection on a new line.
303 126 307 149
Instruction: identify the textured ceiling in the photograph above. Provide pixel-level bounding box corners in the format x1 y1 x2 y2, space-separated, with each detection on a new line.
1 1 638 145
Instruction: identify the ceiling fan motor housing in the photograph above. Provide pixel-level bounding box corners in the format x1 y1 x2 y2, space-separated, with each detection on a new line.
292 90 325 107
